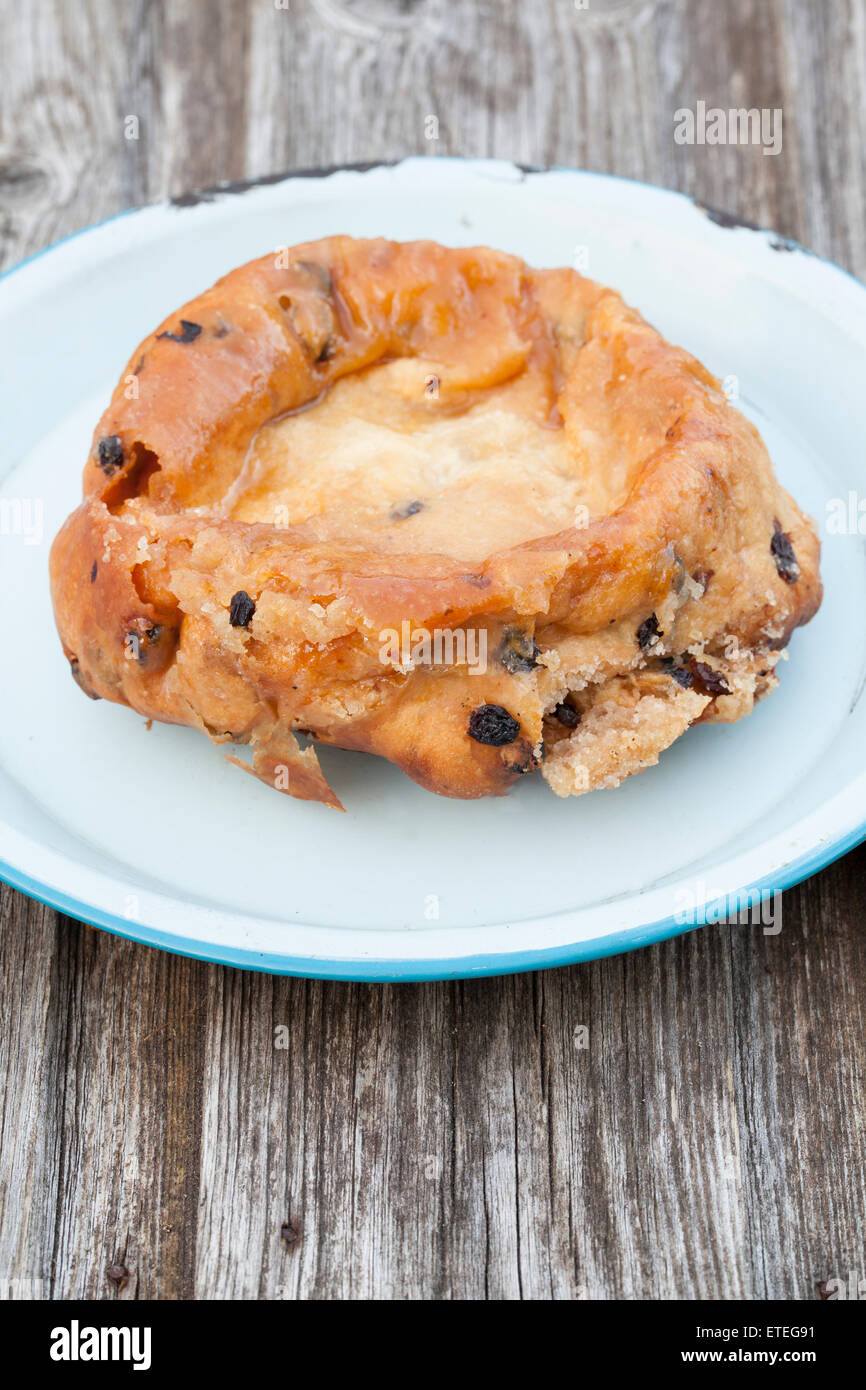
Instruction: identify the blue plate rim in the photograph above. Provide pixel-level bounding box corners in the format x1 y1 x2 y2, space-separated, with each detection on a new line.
2 819 864 980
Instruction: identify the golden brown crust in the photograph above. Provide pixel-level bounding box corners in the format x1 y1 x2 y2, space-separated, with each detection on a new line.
50 237 822 806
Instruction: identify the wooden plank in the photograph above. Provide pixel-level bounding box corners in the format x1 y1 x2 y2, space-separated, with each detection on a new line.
0 0 863 1300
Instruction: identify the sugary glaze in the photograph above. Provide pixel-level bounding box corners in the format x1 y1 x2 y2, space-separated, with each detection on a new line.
50 237 822 808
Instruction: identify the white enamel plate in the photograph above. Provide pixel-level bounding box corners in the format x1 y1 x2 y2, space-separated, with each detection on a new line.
2 158 865 979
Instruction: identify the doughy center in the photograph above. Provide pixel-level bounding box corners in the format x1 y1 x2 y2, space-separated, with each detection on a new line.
225 359 593 564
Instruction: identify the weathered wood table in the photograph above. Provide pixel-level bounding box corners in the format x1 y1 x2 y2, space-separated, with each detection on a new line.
1 0 863 1300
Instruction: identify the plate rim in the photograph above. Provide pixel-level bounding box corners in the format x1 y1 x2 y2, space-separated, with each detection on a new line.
2 155 865 979
3 821 865 980
3 155 864 297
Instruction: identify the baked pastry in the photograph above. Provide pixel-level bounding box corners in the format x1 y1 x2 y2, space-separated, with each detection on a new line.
50 236 821 809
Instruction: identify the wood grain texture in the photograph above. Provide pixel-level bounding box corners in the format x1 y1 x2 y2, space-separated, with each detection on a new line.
0 0 864 1300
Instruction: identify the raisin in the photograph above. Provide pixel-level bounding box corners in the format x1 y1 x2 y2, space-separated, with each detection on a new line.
292 260 333 295
278 289 335 359
502 742 541 775
770 518 799 583
468 704 520 746
669 665 694 688
157 319 202 344
391 499 423 520
123 620 176 670
70 659 100 700
552 701 580 727
90 560 98 583
229 590 256 627
690 660 731 696
96 435 124 475
499 627 540 674
637 612 663 650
